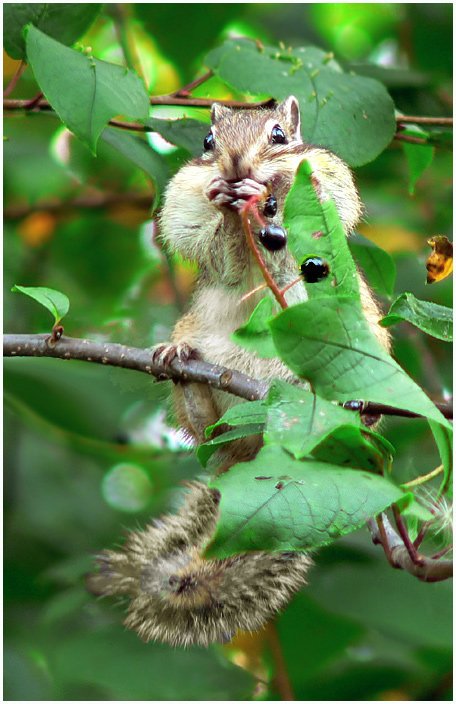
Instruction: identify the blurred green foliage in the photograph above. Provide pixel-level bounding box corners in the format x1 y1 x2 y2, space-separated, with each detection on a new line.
3 3 452 701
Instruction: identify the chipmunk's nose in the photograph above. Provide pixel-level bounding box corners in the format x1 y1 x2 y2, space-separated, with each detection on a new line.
219 152 254 181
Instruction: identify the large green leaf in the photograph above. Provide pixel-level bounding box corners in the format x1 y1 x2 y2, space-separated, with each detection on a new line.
25 26 149 153
267 381 394 472
204 400 268 437
349 233 396 298
46 624 255 700
207 445 411 557
145 117 210 158
231 296 279 358
271 297 449 427
401 127 434 195
380 292 453 341
197 423 264 468
197 400 267 466
270 162 450 428
428 420 453 498
3 3 102 60
204 38 396 166
284 160 360 299
100 128 170 206
135 3 245 81
265 380 361 456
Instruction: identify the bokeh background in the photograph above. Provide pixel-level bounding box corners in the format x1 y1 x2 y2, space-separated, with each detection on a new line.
4 4 452 700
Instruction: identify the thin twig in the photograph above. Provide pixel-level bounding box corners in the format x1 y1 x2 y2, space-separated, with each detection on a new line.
393 133 431 146
402 465 444 490
392 505 422 565
23 91 43 109
172 70 213 97
346 399 452 420
375 515 398 569
266 622 295 701
4 191 153 220
395 115 453 126
240 198 288 309
368 514 453 582
3 61 27 98
3 95 269 113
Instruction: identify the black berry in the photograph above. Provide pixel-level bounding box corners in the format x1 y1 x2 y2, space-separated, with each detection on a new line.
259 224 288 251
263 193 278 218
300 257 330 283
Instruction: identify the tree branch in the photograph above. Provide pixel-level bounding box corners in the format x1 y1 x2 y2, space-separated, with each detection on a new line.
265 622 295 701
4 190 153 220
368 514 453 582
3 334 452 420
396 115 453 126
3 61 27 98
3 333 270 402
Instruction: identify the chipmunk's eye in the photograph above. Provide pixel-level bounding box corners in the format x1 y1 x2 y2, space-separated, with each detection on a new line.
203 132 214 151
270 124 287 145
300 257 330 283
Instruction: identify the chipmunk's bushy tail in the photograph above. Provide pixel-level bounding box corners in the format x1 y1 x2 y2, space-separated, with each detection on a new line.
87 481 311 647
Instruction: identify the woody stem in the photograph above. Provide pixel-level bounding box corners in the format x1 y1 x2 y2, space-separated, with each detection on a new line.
240 198 288 309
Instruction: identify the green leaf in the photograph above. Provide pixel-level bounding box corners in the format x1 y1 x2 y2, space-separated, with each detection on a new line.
271 297 449 427
231 296 278 358
204 39 396 166
145 117 210 158
46 624 255 700
350 233 396 298
11 285 69 325
265 380 364 457
284 159 360 299
271 162 451 428
25 26 150 153
100 128 170 206
205 400 268 438
3 3 102 60
310 425 394 473
207 445 410 557
197 423 264 468
401 127 434 195
198 400 267 466
428 420 453 498
135 4 244 82
380 292 453 341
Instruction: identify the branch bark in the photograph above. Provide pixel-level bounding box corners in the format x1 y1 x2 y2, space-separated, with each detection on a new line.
3 333 270 402
368 514 453 582
3 333 452 420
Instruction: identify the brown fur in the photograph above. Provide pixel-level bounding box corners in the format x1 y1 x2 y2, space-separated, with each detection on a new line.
158 96 390 462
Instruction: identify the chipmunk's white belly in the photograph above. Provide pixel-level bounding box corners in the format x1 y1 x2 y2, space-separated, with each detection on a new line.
193 284 308 413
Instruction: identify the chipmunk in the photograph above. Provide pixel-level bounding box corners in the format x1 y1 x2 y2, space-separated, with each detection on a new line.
156 95 391 464
91 97 392 646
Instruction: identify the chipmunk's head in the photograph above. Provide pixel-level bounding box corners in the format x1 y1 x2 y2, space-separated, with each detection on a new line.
202 96 303 183
202 95 363 233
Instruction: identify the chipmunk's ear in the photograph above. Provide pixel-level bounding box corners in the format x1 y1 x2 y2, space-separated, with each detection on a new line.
211 102 232 123
278 95 302 141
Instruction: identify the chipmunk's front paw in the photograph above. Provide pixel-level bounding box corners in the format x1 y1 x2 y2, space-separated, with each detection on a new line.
206 177 236 207
151 342 200 366
206 177 267 211
231 178 267 203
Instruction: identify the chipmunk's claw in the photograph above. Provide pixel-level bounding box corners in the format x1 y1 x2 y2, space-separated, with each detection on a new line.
151 342 199 366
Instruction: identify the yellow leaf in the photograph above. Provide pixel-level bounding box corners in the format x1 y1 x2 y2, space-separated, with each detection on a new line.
426 235 453 284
